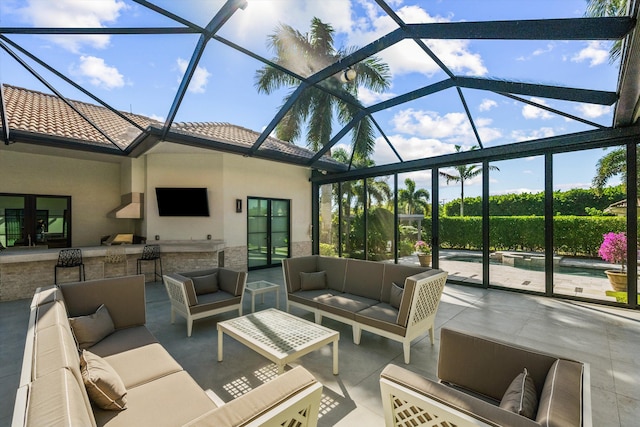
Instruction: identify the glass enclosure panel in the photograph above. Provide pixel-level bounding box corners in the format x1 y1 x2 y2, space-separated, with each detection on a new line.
366 175 394 261
438 163 483 285
319 183 339 257
553 149 622 302
397 172 432 267
341 179 365 259
270 200 290 264
488 158 545 292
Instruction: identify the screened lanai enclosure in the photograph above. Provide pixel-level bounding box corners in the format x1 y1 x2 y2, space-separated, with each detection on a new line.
1 0 639 308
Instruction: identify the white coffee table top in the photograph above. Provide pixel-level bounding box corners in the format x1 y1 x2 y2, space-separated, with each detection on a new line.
217 308 339 374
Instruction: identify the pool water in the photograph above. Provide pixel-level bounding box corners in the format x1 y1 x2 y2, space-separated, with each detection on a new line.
445 255 606 279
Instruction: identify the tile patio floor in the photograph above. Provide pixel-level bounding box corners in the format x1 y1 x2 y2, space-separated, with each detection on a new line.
2 267 639 426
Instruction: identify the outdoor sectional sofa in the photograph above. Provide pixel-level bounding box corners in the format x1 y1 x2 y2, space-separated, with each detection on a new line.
163 267 247 337
13 275 323 427
283 255 448 364
380 328 591 426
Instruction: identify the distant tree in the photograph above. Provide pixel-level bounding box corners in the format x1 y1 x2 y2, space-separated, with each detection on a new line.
439 145 499 216
398 178 430 215
585 0 628 63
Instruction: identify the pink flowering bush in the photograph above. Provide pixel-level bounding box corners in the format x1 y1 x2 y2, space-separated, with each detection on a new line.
598 232 627 272
414 240 431 254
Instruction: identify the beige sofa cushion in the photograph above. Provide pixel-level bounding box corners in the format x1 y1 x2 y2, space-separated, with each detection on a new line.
185 366 318 426
85 325 158 358
355 304 406 337
35 300 69 332
93 371 217 427
283 256 318 292
381 264 429 303
499 368 538 419
102 342 183 389
27 368 97 427
288 290 334 308
438 328 557 402
389 282 403 309
300 271 326 290
190 293 242 315
317 293 379 320
192 272 219 295
343 259 384 300
69 304 115 350
33 285 66 307
218 268 245 296
81 350 127 411
317 256 348 292
381 364 539 427
535 359 584 427
61 275 146 329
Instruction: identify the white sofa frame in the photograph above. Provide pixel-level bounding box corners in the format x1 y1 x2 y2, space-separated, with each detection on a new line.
163 273 247 337
286 268 448 364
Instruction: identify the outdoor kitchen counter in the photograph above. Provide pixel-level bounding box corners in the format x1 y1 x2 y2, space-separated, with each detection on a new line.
0 240 225 301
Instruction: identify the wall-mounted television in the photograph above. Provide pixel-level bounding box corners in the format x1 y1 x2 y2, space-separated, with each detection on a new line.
155 187 210 217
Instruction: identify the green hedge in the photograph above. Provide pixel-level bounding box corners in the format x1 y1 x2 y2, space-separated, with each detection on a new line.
426 216 626 256
444 186 625 217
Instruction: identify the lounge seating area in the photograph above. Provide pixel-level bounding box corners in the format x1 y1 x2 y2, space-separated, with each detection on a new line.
14 275 322 427
3 267 639 426
283 256 448 363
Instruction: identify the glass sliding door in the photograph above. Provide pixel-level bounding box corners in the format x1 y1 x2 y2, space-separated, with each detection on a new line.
247 197 290 269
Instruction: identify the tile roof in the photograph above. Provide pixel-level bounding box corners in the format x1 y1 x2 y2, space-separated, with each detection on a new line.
1 84 346 169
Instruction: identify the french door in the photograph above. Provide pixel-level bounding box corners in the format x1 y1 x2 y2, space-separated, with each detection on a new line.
247 197 290 269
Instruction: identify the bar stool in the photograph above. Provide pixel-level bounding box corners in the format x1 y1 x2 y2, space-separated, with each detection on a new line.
103 245 128 278
137 244 162 282
54 248 85 284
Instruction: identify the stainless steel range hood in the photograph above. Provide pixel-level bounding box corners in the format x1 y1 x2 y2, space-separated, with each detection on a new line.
107 192 144 219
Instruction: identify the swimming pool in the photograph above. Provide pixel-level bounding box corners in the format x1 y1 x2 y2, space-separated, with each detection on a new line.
444 255 606 279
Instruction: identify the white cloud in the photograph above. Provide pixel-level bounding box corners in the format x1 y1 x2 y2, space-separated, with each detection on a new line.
349 4 487 77
16 0 127 52
511 127 555 142
575 103 611 118
373 134 454 164
391 109 501 144
76 55 124 89
176 58 211 94
357 86 396 106
522 97 553 120
533 43 554 56
572 41 609 67
479 99 497 112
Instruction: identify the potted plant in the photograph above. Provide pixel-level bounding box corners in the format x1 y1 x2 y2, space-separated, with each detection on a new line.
598 232 627 292
414 240 432 267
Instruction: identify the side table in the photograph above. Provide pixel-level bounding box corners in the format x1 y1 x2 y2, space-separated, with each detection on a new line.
244 280 280 312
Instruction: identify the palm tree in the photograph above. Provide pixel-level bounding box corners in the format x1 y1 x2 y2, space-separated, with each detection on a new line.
255 17 390 158
256 18 391 245
592 147 640 193
585 0 628 62
439 145 498 216
398 178 430 215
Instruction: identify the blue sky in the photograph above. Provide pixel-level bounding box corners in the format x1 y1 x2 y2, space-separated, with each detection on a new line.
0 0 624 204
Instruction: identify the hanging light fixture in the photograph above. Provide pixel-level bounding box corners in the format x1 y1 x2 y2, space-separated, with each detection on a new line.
340 67 357 83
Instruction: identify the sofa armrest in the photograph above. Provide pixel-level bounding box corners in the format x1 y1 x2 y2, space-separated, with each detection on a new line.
184 366 322 427
60 275 146 329
380 364 540 427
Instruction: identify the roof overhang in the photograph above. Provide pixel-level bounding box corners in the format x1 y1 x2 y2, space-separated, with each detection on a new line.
615 0 640 127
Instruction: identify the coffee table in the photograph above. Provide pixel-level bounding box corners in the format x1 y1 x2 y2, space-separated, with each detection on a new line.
217 308 339 375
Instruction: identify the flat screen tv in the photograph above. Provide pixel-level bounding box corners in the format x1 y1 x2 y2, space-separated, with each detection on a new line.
155 187 210 216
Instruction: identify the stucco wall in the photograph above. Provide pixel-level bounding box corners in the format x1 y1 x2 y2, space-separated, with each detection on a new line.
1 148 313 265
222 155 312 252
0 150 132 247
